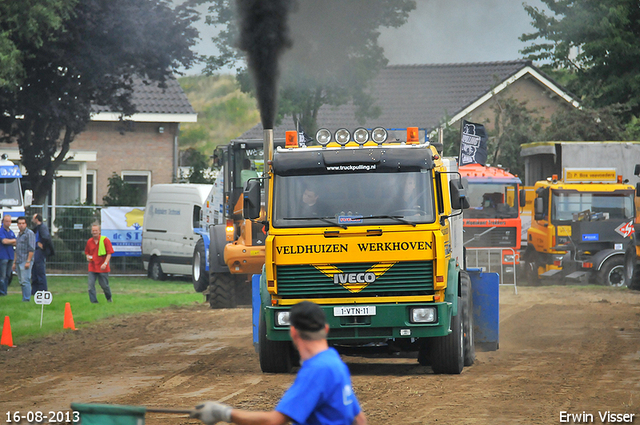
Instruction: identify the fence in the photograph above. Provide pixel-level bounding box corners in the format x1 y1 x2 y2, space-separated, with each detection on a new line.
30 205 145 275
466 247 518 294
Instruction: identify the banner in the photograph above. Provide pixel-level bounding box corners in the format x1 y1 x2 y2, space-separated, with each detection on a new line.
100 207 145 257
459 120 488 166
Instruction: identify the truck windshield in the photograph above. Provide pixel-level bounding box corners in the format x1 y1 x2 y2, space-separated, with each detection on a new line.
551 190 635 223
273 172 435 227
465 182 519 219
0 178 22 206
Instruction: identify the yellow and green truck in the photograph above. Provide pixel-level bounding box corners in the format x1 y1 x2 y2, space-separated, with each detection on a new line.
244 127 474 374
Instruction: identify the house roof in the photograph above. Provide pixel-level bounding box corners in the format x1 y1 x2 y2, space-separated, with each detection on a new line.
240 60 578 140
91 75 197 123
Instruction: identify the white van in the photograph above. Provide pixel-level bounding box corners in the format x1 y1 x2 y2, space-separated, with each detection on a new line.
142 184 218 280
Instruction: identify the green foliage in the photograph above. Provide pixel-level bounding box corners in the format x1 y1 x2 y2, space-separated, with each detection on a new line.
0 0 199 204
103 173 142 206
0 0 76 88
520 0 640 118
178 74 260 153
202 0 416 135
181 147 214 184
543 105 628 141
489 97 545 177
1 276 201 344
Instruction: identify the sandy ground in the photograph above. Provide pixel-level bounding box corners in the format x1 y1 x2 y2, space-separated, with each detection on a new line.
2 285 640 425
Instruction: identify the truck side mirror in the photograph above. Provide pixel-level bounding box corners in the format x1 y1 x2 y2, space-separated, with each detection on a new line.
243 180 261 220
24 190 33 207
534 197 544 221
519 188 526 208
636 182 640 197
634 164 640 176
449 178 470 210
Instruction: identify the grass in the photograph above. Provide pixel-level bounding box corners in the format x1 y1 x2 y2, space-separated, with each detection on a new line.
0 276 203 344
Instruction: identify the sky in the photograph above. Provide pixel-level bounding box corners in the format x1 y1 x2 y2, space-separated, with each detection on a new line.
183 0 547 75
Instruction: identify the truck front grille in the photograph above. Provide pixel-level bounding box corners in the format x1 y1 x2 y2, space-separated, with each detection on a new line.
464 226 517 248
276 261 434 299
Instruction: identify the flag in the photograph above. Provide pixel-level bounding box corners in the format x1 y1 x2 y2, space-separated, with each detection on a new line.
296 121 310 147
459 120 488 166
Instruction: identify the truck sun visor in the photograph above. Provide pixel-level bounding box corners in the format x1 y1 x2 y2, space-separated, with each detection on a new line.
272 147 434 176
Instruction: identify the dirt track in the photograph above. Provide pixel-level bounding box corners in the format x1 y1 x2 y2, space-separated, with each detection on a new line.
2 286 640 424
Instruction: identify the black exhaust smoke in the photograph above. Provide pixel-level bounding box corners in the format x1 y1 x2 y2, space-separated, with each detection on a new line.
236 0 293 129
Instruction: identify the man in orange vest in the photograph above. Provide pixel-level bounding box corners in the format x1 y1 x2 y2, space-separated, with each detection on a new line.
85 223 114 303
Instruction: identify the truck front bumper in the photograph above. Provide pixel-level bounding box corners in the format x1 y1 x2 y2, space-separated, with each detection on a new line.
264 302 453 341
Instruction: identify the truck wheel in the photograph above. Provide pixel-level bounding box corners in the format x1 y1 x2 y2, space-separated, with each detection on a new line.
192 239 209 293
234 275 252 306
625 245 640 290
598 256 626 287
208 273 236 309
430 298 464 374
259 313 292 373
148 257 166 281
460 270 475 366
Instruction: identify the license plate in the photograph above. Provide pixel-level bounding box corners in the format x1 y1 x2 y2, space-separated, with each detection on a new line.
333 306 376 317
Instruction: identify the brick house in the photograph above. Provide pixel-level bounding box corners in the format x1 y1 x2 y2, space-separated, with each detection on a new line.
240 60 579 140
3 76 196 207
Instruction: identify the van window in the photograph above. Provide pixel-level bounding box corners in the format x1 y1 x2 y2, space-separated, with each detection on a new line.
193 205 201 228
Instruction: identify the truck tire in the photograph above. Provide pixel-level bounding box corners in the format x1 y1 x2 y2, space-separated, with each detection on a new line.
460 270 475 366
148 257 166 281
208 272 236 309
625 245 640 290
192 239 209 293
235 275 252 306
259 313 292 373
598 256 626 287
430 298 464 374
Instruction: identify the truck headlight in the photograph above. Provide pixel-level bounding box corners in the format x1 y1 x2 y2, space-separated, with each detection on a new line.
316 128 331 146
275 311 290 327
410 307 437 323
335 128 351 146
371 127 388 144
354 127 369 145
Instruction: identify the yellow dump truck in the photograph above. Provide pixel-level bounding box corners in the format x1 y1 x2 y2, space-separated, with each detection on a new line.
523 169 636 286
244 126 474 374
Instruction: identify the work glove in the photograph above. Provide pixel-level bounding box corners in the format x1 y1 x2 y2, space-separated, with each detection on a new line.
190 401 232 424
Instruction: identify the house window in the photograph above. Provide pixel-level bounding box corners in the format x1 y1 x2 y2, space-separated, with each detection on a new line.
86 171 96 205
55 176 81 205
122 171 151 206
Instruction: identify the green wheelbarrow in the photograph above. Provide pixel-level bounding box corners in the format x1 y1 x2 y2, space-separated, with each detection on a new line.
70 403 193 425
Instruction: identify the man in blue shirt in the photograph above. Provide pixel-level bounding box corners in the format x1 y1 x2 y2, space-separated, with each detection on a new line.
0 214 16 296
191 301 367 425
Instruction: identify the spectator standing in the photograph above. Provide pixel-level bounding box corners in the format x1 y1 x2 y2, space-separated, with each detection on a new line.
84 223 114 303
0 214 16 296
191 301 367 425
31 213 51 294
13 216 35 301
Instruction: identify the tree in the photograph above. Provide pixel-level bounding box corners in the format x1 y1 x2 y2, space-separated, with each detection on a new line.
202 0 416 135
543 104 628 141
0 0 76 88
180 148 214 183
520 0 640 118
103 174 142 207
0 0 199 204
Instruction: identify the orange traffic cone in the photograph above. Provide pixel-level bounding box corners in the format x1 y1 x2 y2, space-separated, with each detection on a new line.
1 316 14 347
63 302 76 330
